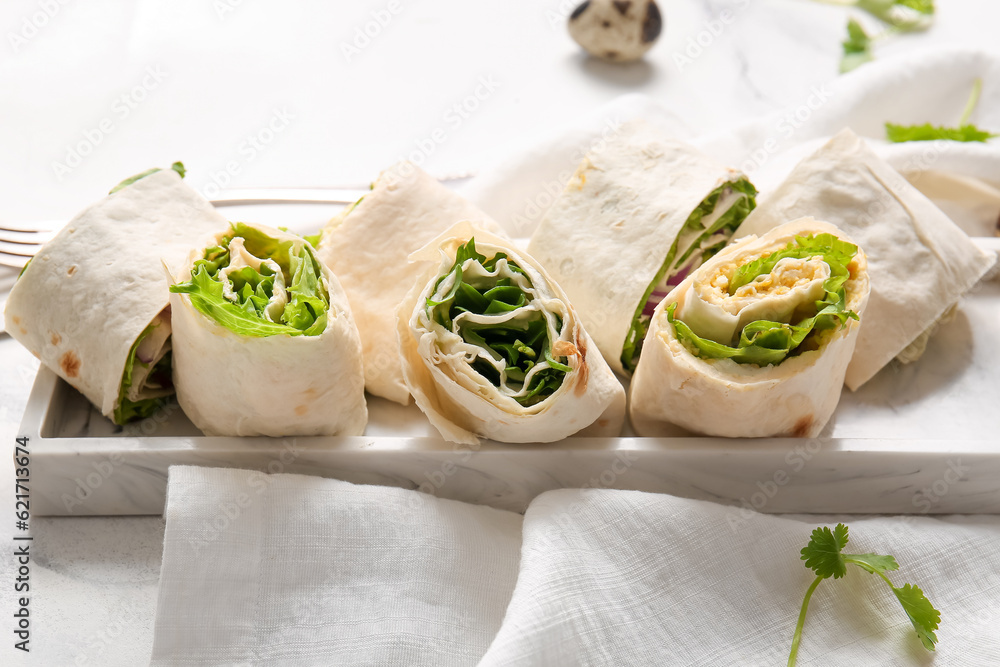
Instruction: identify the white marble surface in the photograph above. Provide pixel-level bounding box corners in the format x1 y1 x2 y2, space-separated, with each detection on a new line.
2 1 1000 665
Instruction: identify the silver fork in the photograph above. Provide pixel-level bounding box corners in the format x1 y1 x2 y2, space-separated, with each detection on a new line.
0 172 476 271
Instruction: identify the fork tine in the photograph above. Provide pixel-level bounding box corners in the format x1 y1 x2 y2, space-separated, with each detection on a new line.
0 252 31 269
0 228 50 272
0 218 61 232
0 229 54 245
0 239 42 255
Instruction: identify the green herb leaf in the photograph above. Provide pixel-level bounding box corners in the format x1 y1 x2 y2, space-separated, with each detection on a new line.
840 19 874 73
787 522 941 666
843 553 900 575
800 523 850 579
893 583 941 650
886 122 996 143
886 78 995 143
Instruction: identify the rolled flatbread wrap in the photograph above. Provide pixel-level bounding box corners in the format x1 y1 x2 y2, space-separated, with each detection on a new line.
4 165 228 425
527 120 757 376
317 162 500 405
398 223 626 445
168 222 367 436
736 129 997 390
629 217 870 438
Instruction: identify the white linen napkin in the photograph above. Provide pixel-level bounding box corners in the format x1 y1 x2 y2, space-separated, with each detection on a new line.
462 46 1000 240
152 467 1000 666
150 466 522 666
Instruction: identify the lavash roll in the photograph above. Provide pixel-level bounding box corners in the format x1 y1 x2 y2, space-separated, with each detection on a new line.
398 223 626 445
736 129 996 390
168 222 367 437
317 162 501 405
630 218 870 439
527 120 757 376
4 167 228 424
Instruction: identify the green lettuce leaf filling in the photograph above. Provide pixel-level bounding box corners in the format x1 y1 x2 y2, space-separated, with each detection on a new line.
110 162 186 194
425 238 571 407
620 178 757 373
114 322 172 425
667 233 860 366
169 223 329 338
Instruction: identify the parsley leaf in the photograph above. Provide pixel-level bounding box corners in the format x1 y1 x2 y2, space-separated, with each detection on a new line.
800 524 849 579
886 123 996 143
893 583 941 650
787 522 941 666
840 19 874 73
843 553 899 574
886 78 996 143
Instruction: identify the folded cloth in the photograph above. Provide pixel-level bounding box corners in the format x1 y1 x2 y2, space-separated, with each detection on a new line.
463 47 1000 240
480 489 1000 666
152 467 1000 666
150 466 522 666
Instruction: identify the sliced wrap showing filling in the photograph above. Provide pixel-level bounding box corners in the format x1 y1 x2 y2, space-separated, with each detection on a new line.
170 222 330 338
667 233 860 366
111 162 189 424
620 178 757 372
114 311 173 423
422 239 571 407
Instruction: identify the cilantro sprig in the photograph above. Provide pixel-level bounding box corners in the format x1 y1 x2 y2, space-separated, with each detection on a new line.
886 78 997 143
788 523 941 666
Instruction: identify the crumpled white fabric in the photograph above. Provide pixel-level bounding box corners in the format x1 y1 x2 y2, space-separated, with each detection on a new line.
151 467 1000 666
463 47 1000 240
150 466 522 666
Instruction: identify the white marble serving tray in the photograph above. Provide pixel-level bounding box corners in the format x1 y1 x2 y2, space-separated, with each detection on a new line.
21 242 1000 517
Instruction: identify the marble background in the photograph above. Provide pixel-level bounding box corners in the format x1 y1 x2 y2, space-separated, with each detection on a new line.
1 0 999 664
